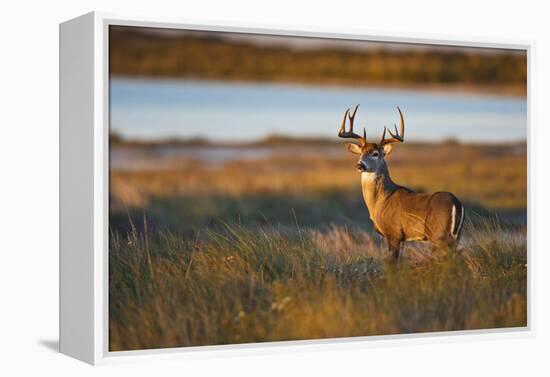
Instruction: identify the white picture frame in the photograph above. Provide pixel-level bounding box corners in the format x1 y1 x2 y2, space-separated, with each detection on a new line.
59 11 535 365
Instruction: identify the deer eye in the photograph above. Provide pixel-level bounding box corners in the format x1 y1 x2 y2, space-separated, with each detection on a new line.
371 151 379 158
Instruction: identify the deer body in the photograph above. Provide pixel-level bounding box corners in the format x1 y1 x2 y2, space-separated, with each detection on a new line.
360 169 463 260
338 105 464 261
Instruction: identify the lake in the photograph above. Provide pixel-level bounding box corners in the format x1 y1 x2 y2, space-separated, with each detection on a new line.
110 78 527 143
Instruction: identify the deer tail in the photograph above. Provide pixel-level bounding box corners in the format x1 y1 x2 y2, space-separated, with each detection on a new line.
450 201 464 239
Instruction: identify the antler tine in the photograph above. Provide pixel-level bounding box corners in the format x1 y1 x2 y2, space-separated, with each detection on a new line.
338 104 365 144
339 108 350 135
396 106 405 139
380 106 405 146
388 124 402 140
348 104 359 124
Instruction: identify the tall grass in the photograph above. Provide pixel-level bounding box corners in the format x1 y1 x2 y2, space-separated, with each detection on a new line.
109 143 527 350
109 219 526 351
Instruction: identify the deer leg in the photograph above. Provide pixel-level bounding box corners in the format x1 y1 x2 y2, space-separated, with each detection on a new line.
386 237 402 263
430 234 459 253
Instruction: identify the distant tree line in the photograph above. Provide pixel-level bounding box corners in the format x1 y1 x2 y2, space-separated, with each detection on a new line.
110 26 526 93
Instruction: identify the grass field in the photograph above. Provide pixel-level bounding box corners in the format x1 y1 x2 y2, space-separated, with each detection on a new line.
109 141 527 351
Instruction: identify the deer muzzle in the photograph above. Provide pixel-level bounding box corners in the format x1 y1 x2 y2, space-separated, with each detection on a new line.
356 161 367 172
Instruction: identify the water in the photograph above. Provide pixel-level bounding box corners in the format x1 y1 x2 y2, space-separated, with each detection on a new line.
110 78 527 143
110 144 345 170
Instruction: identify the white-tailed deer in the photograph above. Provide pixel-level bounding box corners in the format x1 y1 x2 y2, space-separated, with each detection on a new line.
338 105 464 261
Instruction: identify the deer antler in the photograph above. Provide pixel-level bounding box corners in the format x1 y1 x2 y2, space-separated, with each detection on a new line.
338 104 366 145
380 107 405 146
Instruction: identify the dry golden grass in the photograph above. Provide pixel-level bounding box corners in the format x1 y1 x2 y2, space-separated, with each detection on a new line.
110 143 526 224
109 220 526 350
109 142 527 351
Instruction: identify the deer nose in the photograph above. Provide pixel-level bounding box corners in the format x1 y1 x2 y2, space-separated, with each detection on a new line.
356 161 366 171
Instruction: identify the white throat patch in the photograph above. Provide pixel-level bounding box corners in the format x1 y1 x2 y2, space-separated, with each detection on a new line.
361 172 376 184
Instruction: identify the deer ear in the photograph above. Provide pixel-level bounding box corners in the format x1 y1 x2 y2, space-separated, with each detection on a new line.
345 143 362 155
382 144 393 156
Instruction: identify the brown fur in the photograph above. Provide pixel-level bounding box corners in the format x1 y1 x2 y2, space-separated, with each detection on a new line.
348 142 464 262
338 105 464 261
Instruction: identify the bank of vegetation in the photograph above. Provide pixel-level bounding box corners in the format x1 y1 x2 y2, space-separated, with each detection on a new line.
110 26 526 95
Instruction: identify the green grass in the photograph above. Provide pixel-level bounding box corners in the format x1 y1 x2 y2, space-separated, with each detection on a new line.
109 218 527 351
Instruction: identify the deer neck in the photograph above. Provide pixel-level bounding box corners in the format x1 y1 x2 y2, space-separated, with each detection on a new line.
360 164 398 220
